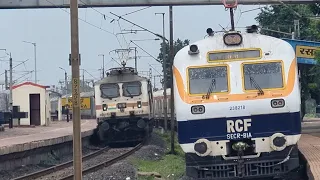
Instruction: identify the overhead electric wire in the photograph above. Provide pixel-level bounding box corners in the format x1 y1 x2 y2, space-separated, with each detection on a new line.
83 69 99 80
148 63 162 75
129 41 161 64
79 0 113 20
0 59 29 76
110 12 168 42
45 0 123 47
119 6 152 17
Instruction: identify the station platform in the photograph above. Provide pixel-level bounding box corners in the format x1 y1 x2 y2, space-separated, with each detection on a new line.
299 134 320 180
0 119 97 156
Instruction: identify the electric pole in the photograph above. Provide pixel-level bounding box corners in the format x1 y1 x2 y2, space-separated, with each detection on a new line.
134 47 137 73
5 70 8 90
65 72 69 122
98 54 105 78
155 12 168 131
22 41 37 83
169 6 175 154
9 53 13 129
70 0 82 179
82 69 85 92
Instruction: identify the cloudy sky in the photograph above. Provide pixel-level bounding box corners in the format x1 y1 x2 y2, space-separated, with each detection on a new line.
0 3 264 90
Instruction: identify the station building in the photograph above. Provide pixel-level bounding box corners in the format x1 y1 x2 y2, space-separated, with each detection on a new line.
12 82 51 126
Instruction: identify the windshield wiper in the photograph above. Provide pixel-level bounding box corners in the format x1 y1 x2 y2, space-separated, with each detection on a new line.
126 88 133 98
249 76 264 96
205 79 216 99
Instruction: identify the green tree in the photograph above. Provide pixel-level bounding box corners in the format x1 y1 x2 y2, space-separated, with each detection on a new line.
158 38 190 88
255 4 320 118
255 5 320 40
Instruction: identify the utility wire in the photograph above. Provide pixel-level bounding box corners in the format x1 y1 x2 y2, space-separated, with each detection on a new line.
120 6 152 17
0 59 29 76
14 71 34 82
110 12 169 42
83 69 99 80
79 0 113 20
148 63 162 75
45 0 123 47
129 41 161 63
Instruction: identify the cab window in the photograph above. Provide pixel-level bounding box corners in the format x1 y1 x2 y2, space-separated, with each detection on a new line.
122 81 142 97
243 62 283 90
188 66 228 94
100 83 120 99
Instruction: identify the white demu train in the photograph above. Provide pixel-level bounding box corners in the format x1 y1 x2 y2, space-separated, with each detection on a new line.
171 26 301 179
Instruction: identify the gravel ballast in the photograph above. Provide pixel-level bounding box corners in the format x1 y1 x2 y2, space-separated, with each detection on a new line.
0 144 98 180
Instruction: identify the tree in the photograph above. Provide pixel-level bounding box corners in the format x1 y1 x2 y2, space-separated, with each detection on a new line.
158 38 190 88
255 4 320 40
255 4 320 118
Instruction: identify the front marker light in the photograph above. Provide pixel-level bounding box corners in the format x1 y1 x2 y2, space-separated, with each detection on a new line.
271 99 285 108
137 101 142 108
102 104 108 111
191 105 205 114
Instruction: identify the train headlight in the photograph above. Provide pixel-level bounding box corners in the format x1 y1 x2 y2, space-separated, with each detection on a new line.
191 105 205 114
271 99 285 108
188 44 199 55
137 101 142 108
194 139 211 157
223 32 242 46
270 133 287 151
102 104 108 111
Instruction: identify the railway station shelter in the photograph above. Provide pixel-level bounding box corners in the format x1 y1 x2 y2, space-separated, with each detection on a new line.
282 39 320 116
12 82 51 126
283 38 320 65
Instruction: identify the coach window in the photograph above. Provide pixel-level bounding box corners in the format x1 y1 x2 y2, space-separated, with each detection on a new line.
122 81 142 97
243 62 283 90
188 66 229 94
100 83 120 99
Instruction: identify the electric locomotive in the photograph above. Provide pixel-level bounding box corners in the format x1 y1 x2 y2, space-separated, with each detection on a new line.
95 66 154 143
173 25 301 179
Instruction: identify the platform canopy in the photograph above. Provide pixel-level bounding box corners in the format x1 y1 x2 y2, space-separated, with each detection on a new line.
0 0 317 9
283 39 320 65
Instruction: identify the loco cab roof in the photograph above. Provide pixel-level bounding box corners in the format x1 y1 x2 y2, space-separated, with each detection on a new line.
95 67 148 85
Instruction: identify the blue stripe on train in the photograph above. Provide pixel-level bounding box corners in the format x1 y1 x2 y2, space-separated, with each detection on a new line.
177 112 301 144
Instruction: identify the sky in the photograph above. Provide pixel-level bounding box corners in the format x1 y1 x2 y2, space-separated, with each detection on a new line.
0 4 264 90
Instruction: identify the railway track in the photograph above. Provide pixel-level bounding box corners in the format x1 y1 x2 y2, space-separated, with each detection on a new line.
12 142 144 180
60 142 144 180
12 146 110 180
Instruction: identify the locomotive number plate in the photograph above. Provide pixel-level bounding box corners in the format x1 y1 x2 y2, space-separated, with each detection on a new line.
229 105 245 111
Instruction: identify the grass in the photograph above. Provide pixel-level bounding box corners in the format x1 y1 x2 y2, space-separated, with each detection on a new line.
304 113 316 118
130 130 186 180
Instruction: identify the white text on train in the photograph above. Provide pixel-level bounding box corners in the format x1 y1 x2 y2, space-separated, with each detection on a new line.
227 119 251 133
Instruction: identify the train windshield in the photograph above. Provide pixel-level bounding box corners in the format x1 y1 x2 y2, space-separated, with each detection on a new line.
243 62 283 90
122 81 142 97
100 83 120 99
188 66 228 94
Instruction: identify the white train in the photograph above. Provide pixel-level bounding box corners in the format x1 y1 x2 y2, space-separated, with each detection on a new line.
172 26 301 179
94 67 153 143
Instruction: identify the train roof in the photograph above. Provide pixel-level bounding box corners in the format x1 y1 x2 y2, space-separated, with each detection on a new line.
95 67 148 85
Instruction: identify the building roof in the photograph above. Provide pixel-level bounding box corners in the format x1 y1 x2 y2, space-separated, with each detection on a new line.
12 82 47 90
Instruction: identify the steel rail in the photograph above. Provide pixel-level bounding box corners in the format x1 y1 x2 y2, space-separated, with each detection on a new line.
58 141 144 180
12 146 110 180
